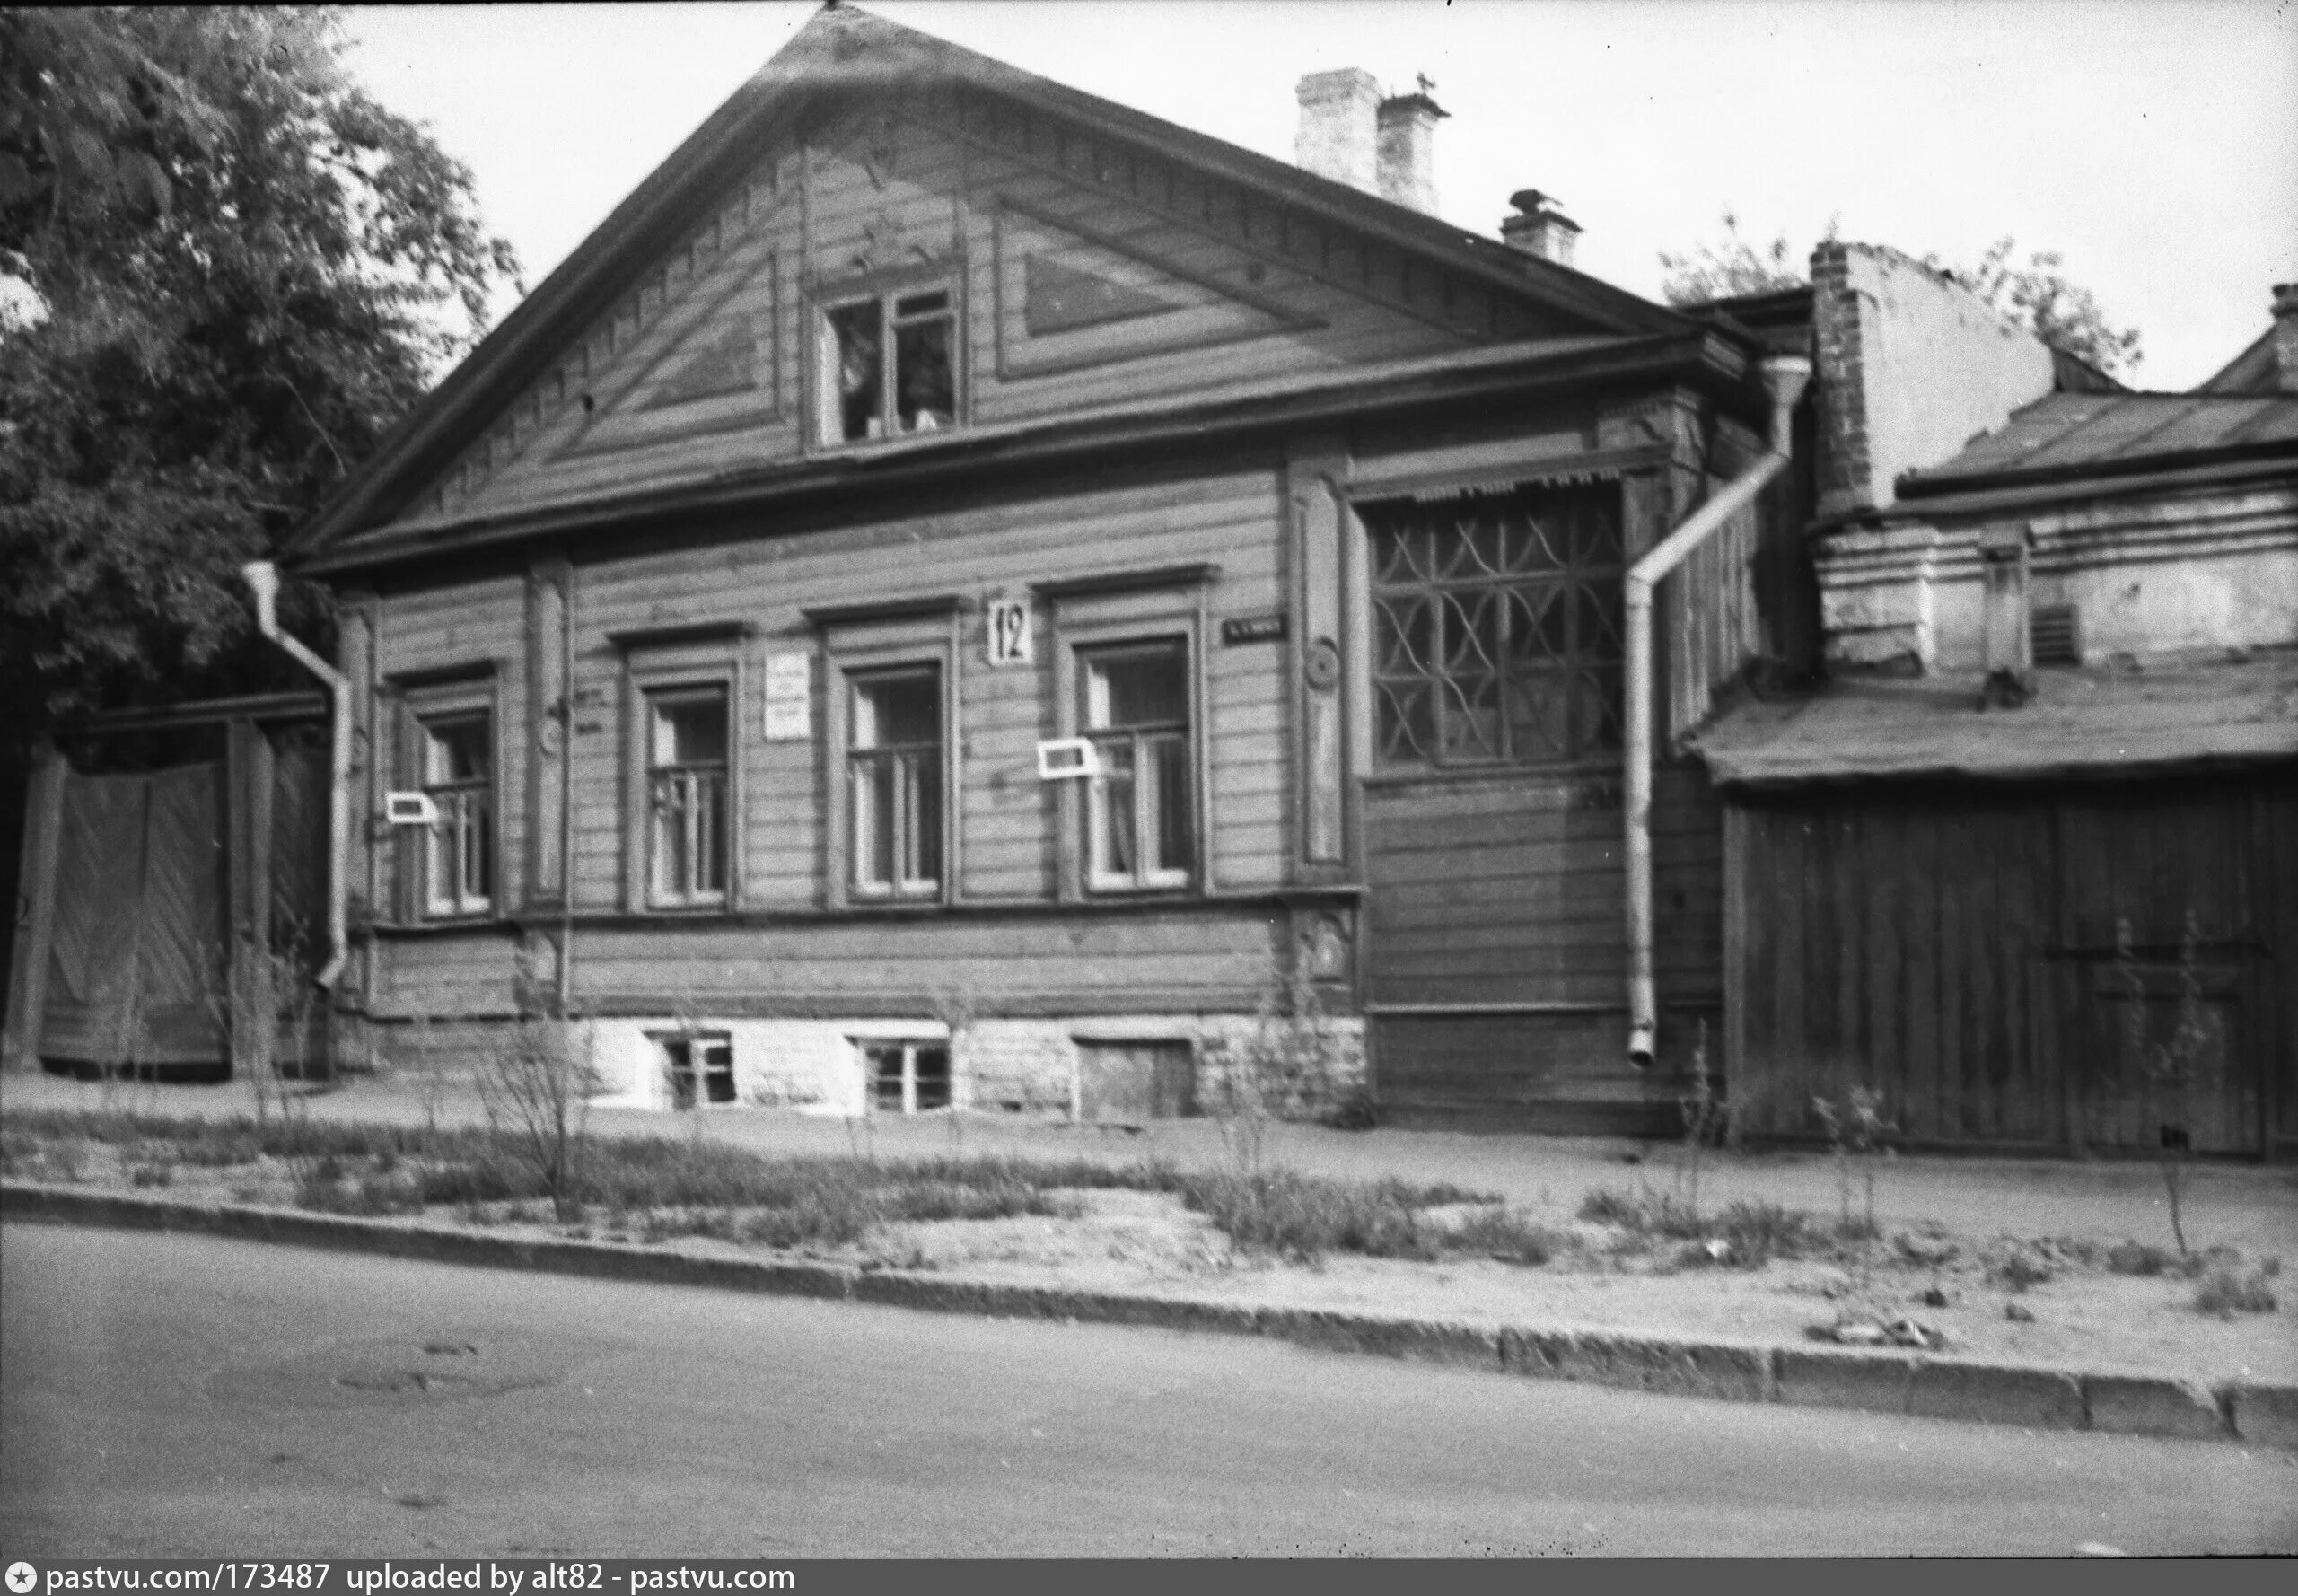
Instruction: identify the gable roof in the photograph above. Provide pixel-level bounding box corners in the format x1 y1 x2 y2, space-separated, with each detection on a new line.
288 4 1693 566
2198 326 2279 394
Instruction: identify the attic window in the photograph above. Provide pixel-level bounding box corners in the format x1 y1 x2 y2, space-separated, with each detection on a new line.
818 283 956 444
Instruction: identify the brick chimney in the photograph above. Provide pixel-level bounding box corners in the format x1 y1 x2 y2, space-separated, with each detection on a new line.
2274 282 2298 392
1295 69 1381 194
1375 82 1446 215
1501 189 1581 267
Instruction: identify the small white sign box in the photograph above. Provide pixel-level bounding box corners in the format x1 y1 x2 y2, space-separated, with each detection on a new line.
1037 737 1100 780
764 651 811 741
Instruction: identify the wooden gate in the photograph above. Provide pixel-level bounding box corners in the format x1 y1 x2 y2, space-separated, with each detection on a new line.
4 695 331 1080
38 762 230 1072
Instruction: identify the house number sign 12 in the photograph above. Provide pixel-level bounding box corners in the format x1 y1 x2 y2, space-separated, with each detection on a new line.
987 598 1033 667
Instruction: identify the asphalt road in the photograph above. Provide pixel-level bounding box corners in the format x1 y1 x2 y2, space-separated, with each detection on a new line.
3 1222 2293 1557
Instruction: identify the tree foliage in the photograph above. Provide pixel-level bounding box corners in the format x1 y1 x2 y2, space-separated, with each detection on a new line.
1658 209 2143 379
1656 208 1827 304
0 7 519 726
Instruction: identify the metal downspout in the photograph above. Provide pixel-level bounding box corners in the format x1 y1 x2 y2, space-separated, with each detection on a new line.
1622 355 1811 1065
241 561 351 990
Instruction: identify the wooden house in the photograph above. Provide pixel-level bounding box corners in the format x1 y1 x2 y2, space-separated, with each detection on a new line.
274 4 1805 1129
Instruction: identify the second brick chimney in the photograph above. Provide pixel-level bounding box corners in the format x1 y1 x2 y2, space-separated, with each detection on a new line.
1296 70 1445 215
1375 83 1446 215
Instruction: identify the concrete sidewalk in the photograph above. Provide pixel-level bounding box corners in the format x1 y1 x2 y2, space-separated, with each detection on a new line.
5 1067 2293 1257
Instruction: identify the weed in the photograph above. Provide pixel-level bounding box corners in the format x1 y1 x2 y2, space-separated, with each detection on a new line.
1716 1200 1818 1267
128 1162 175 1188
2116 911 2213 1258
2105 1239 2181 1277
1811 1085 1895 1239
1449 1206 1566 1267
1577 1185 1705 1240
1989 1249 2054 1293
2192 1267 2278 1318
476 947 598 1223
1675 1020 1725 1220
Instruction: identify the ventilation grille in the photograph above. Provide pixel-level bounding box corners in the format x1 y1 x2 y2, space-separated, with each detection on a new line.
2031 603 2082 667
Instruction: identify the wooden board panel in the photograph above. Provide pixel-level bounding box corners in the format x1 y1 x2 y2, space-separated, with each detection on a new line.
1726 776 2276 1153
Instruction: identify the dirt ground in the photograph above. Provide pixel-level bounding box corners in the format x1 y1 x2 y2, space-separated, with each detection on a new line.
10 1125 2290 1386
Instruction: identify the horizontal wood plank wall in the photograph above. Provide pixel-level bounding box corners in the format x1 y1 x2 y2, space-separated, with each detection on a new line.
374 933 528 1022
551 910 1283 1019
1365 763 1720 1009
548 467 1286 921
372 577 529 915
1727 772 2294 1153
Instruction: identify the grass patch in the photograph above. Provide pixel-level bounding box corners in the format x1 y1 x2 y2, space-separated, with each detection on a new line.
1448 1206 1569 1266
2193 1266 2278 1318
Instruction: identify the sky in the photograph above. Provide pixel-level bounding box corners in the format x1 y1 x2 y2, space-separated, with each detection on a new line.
343 0 2298 390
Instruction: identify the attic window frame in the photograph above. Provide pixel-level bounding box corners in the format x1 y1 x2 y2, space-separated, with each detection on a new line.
810 262 964 451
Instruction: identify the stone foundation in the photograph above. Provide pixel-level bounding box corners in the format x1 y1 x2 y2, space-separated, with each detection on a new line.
364 1009 1366 1120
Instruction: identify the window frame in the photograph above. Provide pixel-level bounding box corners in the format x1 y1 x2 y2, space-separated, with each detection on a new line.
387 666 504 927
618 631 748 916
1039 574 1213 904
655 1030 737 1110
643 682 733 910
1075 637 1195 894
815 601 963 912
1359 482 1627 776
860 1038 952 1116
417 709 496 920
809 263 963 452
843 662 947 903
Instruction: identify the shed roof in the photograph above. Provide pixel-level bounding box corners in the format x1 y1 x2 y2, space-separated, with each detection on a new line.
1690 653 2298 789
1895 391 2298 502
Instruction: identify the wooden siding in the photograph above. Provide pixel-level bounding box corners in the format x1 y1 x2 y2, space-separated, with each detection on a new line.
395 102 1486 531
371 575 530 919
547 466 1288 914
363 461 1293 1019
1364 765 1719 1010
1726 772 2296 1154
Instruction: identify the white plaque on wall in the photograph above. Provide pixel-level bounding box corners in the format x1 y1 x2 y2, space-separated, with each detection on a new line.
764 650 811 741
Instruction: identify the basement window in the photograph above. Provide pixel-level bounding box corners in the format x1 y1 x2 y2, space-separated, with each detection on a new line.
2032 602 2082 667
864 1040 950 1115
659 1033 736 1110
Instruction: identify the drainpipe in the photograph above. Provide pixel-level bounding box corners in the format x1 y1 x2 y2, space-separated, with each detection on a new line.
1622 355 1811 1066
242 561 351 990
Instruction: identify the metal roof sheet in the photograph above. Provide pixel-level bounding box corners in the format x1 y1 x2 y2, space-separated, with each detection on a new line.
1691 653 2298 788
1900 391 2298 498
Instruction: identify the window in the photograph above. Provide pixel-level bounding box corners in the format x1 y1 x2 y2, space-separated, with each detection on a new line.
647 686 729 906
419 712 493 916
1080 640 1192 890
819 285 955 445
847 666 942 898
864 1040 950 1114
1365 483 1625 769
660 1033 735 1110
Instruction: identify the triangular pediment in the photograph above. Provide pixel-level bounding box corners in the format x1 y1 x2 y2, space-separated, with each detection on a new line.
311 4 1688 557
987 194 1323 381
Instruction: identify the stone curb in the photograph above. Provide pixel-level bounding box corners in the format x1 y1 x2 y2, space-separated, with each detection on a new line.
6 1180 2290 1450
